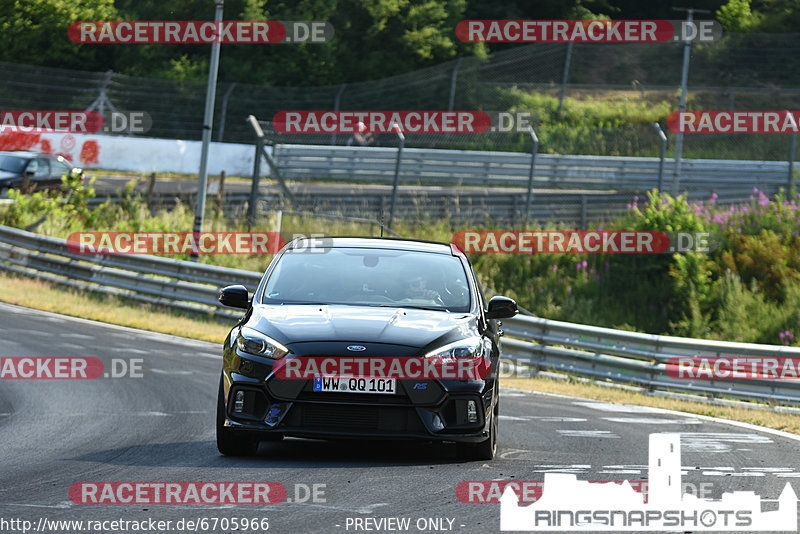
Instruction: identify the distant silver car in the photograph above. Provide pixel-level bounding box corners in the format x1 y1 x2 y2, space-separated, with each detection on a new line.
0 151 84 197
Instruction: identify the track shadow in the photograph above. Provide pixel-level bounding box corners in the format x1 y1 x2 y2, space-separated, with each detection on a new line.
66 437 469 468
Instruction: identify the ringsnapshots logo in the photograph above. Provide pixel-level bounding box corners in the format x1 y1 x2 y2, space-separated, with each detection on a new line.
499 433 798 531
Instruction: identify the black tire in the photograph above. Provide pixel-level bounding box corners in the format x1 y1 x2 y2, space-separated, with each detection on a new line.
457 402 498 461
216 376 260 456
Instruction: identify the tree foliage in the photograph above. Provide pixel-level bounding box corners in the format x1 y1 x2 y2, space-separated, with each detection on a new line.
0 0 794 85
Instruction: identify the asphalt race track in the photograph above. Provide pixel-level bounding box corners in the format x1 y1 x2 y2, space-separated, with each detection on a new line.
1 301 799 533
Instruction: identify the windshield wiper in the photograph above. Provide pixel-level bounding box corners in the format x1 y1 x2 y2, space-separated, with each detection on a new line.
376 304 451 312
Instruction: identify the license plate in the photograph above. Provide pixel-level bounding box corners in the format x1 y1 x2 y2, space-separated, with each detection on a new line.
313 375 396 395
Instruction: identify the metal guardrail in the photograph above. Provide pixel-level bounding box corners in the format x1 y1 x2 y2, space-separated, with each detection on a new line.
502 314 800 406
0 225 261 319
1 223 799 406
272 144 792 192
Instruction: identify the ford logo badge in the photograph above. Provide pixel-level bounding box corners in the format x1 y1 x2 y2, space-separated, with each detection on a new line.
347 345 367 352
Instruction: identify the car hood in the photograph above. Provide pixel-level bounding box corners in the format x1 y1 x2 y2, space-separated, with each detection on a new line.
248 304 475 349
0 171 19 181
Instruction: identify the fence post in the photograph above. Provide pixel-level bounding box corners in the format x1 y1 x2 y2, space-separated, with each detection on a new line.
448 57 463 111
580 195 587 230
146 172 156 210
215 170 225 218
388 125 405 230
652 122 667 193
557 42 573 117
332 83 347 145
217 83 237 142
247 120 264 228
524 126 539 227
789 134 797 199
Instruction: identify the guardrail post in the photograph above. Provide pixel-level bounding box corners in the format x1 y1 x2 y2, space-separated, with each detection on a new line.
524 126 539 227
652 122 667 193
388 125 405 230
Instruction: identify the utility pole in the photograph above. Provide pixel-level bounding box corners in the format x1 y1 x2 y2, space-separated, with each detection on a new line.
191 0 224 262
670 7 710 196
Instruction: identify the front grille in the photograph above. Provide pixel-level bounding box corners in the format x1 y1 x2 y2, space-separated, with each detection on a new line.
284 404 426 434
301 405 380 429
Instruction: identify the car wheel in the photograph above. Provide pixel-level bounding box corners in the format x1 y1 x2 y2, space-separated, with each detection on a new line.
216 375 260 456
457 401 498 461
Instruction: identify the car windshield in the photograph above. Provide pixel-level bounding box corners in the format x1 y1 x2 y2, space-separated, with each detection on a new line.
261 246 471 312
0 155 28 173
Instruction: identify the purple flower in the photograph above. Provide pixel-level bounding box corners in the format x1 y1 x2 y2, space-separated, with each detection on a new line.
581 260 588 269
539 287 544 293
567 286 572 294
552 264 558 272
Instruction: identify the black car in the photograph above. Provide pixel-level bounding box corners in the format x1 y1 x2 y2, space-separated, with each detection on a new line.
0 151 84 197
216 237 517 460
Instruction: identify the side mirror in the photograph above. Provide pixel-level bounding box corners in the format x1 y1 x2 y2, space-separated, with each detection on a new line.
485 296 518 319
219 284 250 309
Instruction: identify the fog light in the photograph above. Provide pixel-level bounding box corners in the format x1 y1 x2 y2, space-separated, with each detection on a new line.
432 414 444 431
239 359 254 374
466 400 478 423
234 390 245 413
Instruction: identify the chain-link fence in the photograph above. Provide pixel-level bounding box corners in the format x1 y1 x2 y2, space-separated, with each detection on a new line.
1 33 798 159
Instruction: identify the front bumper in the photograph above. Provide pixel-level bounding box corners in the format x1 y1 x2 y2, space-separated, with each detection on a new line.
222 371 495 443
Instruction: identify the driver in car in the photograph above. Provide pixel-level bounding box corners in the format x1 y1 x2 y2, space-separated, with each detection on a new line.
405 275 441 300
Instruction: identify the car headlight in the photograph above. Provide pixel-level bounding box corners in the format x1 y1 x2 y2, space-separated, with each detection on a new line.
424 336 486 360
236 327 289 360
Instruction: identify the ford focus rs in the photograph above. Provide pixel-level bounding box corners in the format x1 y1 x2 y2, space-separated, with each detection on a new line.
216 237 517 460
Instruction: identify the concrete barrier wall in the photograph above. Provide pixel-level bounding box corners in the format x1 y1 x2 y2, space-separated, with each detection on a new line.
0 130 272 176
